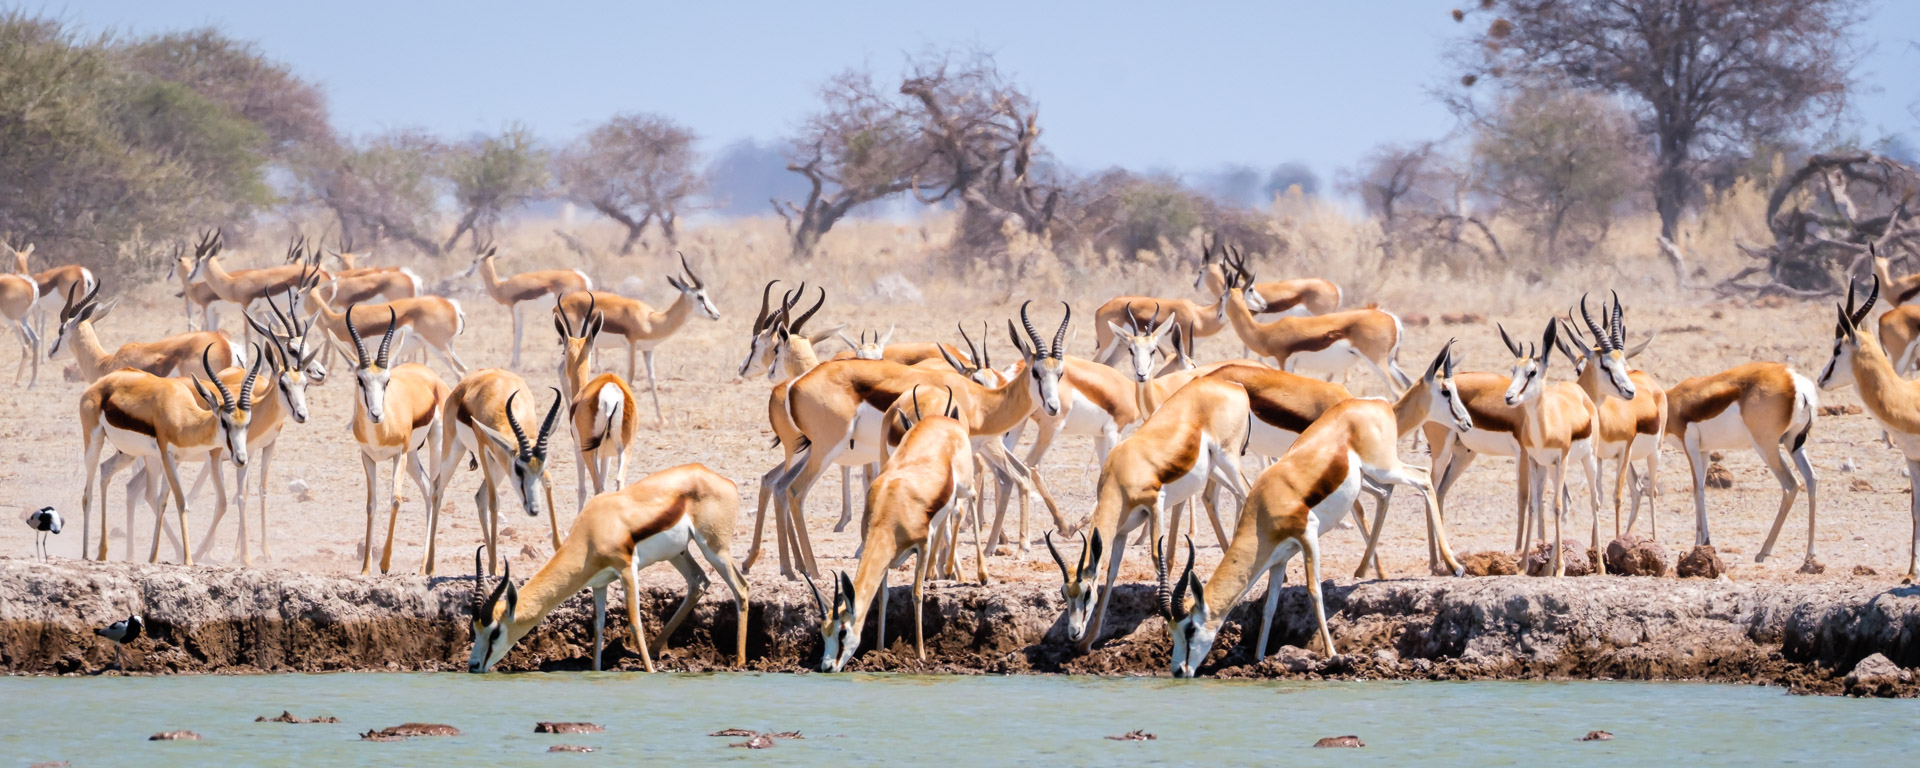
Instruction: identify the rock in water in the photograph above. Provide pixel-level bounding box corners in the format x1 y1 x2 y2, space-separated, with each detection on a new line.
1313 735 1365 748
1523 541 1593 576
1605 536 1668 576
1580 730 1614 741
362 723 460 740
1106 730 1157 741
536 722 604 734
548 745 596 753
1676 546 1727 578
1462 551 1519 576
1844 653 1909 697
148 731 201 741
1705 463 1734 489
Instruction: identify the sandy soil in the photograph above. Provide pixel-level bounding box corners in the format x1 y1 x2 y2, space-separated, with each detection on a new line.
2 264 1913 588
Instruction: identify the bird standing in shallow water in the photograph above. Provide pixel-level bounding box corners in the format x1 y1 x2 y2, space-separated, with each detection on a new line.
24 506 60 561
95 615 143 672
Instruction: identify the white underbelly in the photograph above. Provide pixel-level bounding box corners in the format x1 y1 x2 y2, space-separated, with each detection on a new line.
1458 428 1520 457
839 403 885 467
1161 434 1221 501
632 516 694 567
1246 418 1298 458
1061 390 1112 437
1693 403 1750 450
102 425 163 458
1284 342 1358 378
1310 455 1366 535
1890 431 1920 461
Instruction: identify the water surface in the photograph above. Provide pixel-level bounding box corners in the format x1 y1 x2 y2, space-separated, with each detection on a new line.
4 672 1915 766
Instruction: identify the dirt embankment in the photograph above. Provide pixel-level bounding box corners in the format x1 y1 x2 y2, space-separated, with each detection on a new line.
2 558 1916 696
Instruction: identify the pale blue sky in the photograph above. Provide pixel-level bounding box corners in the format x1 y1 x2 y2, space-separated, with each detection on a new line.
61 0 1920 183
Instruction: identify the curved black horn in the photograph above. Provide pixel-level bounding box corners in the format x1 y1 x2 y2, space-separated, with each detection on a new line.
202 345 235 408
1019 301 1045 357
1854 276 1879 327
471 546 487 615
534 387 563 458
1580 294 1612 352
1610 290 1625 350
1052 302 1070 360
1155 536 1173 620
346 303 369 366
554 296 575 339
1496 322 1521 357
504 391 531 457
374 307 398 369
957 323 981 369
791 286 825 334
237 343 264 411
805 572 828 618
1124 301 1140 335
978 322 992 369
1443 337 1459 378
677 251 702 289
909 384 924 423
1045 532 1071 581
752 280 778 333
1171 535 1199 620
582 292 598 337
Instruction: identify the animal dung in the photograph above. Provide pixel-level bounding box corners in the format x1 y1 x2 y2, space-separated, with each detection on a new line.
1675 546 1727 579
256 710 338 723
1849 477 1874 492
1313 735 1365 748
361 723 460 740
148 730 201 741
1106 730 1157 741
1580 730 1615 741
548 745 596 753
1853 565 1879 576
535 722 604 734
1604 536 1669 577
1704 463 1734 489
1461 551 1520 576
1818 404 1862 416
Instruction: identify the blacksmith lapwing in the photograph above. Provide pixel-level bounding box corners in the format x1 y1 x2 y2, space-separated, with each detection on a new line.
95 615 143 671
24 506 60 561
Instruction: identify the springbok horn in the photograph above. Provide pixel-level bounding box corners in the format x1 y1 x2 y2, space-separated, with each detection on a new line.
554 296 575 339
1854 276 1879 327
1052 302 1070 360
957 323 980 369
1155 536 1172 620
202 345 235 408
346 303 370 366
504 391 531 457
1580 294 1612 352
678 251 701 289
534 387 563 458
374 307 398 369
1045 532 1071 580
1497 322 1521 357
583 292 597 337
237 343 264 411
1443 337 1459 378
752 280 778 333
791 286 825 334
1124 301 1140 335
805 572 828 618
1020 301 1045 357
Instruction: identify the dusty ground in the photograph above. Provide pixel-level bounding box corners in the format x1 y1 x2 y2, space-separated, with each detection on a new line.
1 251 1915 590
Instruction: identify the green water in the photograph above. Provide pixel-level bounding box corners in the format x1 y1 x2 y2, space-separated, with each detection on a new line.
3 673 1915 766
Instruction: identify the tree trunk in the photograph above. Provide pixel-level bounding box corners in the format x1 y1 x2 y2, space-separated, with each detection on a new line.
443 208 481 254
658 212 678 245
1655 140 1689 243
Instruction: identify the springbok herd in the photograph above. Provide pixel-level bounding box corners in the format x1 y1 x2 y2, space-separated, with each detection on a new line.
5 231 1919 677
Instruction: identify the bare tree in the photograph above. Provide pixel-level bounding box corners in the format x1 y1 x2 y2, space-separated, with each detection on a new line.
774 70 928 259
291 130 446 256
444 124 548 253
1471 85 1646 261
1453 0 1864 242
899 51 1061 256
556 113 704 253
1723 152 1919 295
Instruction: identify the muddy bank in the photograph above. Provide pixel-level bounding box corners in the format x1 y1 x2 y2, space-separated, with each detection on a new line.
2 558 1915 695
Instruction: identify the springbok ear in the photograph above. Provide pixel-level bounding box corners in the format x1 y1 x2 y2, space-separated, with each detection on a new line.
471 420 521 458
667 275 688 292
836 330 860 351
552 312 569 340
1085 529 1105 578
878 325 895 346
1551 319 1583 367
807 323 846 346
1625 332 1656 359
1107 321 1131 339
189 377 219 410
500 565 519 620
937 343 973 375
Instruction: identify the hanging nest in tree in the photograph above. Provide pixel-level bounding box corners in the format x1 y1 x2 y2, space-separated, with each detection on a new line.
1717 153 1920 298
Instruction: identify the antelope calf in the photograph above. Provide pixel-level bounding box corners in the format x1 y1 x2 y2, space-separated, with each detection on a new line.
814 389 982 671
468 464 750 672
555 254 721 422
458 246 592 368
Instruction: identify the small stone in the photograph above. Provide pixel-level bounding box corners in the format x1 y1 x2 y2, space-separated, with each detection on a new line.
1605 536 1669 576
1270 645 1320 674
536 722 604 734
1580 730 1614 741
1705 463 1734 489
1839 458 1859 473
730 734 777 749
548 745 596 753
1853 564 1878 576
1675 545 1727 579
1849 477 1874 492
149 731 201 741
1313 735 1365 748
256 710 337 724
1401 312 1431 327
1844 653 1909 696
1461 551 1519 576
1106 730 1157 741
1708 451 1725 462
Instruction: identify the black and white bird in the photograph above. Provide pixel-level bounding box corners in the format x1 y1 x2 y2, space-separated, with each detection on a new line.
24 506 61 561
95 615 143 671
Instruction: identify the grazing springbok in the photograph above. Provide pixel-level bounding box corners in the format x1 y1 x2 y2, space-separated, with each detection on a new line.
7 241 97 341
427 369 565 576
342 307 449 575
1499 320 1602 576
458 246 592 368
1668 361 1819 569
554 294 638 510
814 388 982 671
49 282 244 382
467 464 750 673
1553 295 1666 539
78 346 259 563
1194 237 1340 317
189 232 331 319
1820 276 1920 582
555 254 721 422
1 267 39 386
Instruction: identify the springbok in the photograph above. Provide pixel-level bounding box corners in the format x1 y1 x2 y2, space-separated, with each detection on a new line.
189 232 331 317
1 268 39 386
467 464 750 673
49 282 245 382
306 282 469 377
427 369 565 576
7 241 97 341
1820 276 1920 581
1553 296 1666 539
1195 237 1340 317
1670 361 1819 569
342 307 449 575
1499 320 1603 576
457 246 592 368
554 294 638 510
1220 255 1410 395
814 388 983 671
166 243 223 331
1869 249 1920 307
1089 283 1252 366
78 347 260 563
555 254 721 422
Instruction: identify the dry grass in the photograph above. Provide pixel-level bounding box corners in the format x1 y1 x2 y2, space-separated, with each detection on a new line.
1 197 1911 588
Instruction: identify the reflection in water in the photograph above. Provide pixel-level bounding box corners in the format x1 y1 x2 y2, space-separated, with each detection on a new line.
3 672 1915 766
